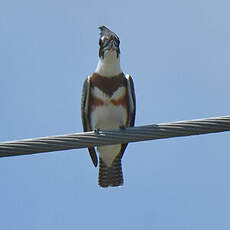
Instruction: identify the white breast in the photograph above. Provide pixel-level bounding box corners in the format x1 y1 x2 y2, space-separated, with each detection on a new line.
90 86 128 167
91 86 127 130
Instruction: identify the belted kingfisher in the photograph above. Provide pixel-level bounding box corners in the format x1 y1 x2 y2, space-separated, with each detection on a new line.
81 26 136 187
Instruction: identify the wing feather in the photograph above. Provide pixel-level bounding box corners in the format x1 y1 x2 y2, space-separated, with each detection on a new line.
81 77 98 167
119 75 136 159
125 74 136 127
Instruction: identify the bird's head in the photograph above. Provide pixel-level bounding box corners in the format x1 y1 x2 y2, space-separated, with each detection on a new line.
98 26 120 59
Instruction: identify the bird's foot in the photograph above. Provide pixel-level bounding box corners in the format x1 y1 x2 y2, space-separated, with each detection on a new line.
120 125 126 130
94 129 101 134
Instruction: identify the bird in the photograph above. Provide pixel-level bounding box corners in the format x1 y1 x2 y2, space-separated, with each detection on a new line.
81 26 136 187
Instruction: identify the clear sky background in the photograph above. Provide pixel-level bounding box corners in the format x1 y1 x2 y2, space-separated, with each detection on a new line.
1 0 230 229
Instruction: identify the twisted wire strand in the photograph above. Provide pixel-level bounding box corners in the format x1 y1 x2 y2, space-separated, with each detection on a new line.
0 116 230 157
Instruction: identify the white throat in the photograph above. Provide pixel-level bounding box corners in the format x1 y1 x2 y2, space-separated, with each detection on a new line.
95 51 122 77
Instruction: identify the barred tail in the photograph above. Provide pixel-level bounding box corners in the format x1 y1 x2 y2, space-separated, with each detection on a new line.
98 155 123 188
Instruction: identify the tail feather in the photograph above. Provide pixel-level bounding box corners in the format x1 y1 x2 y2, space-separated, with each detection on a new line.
98 154 123 188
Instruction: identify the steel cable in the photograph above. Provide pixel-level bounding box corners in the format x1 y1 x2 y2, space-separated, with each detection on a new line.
0 116 229 157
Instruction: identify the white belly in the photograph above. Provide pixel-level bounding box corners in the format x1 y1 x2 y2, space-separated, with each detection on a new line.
91 104 127 167
91 104 127 130
91 86 127 130
90 87 127 166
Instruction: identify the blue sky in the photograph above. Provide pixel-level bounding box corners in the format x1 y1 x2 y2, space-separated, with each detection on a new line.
1 0 230 229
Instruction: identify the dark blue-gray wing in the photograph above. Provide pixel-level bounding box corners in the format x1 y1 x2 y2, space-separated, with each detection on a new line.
126 75 136 127
81 77 98 167
119 75 136 159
